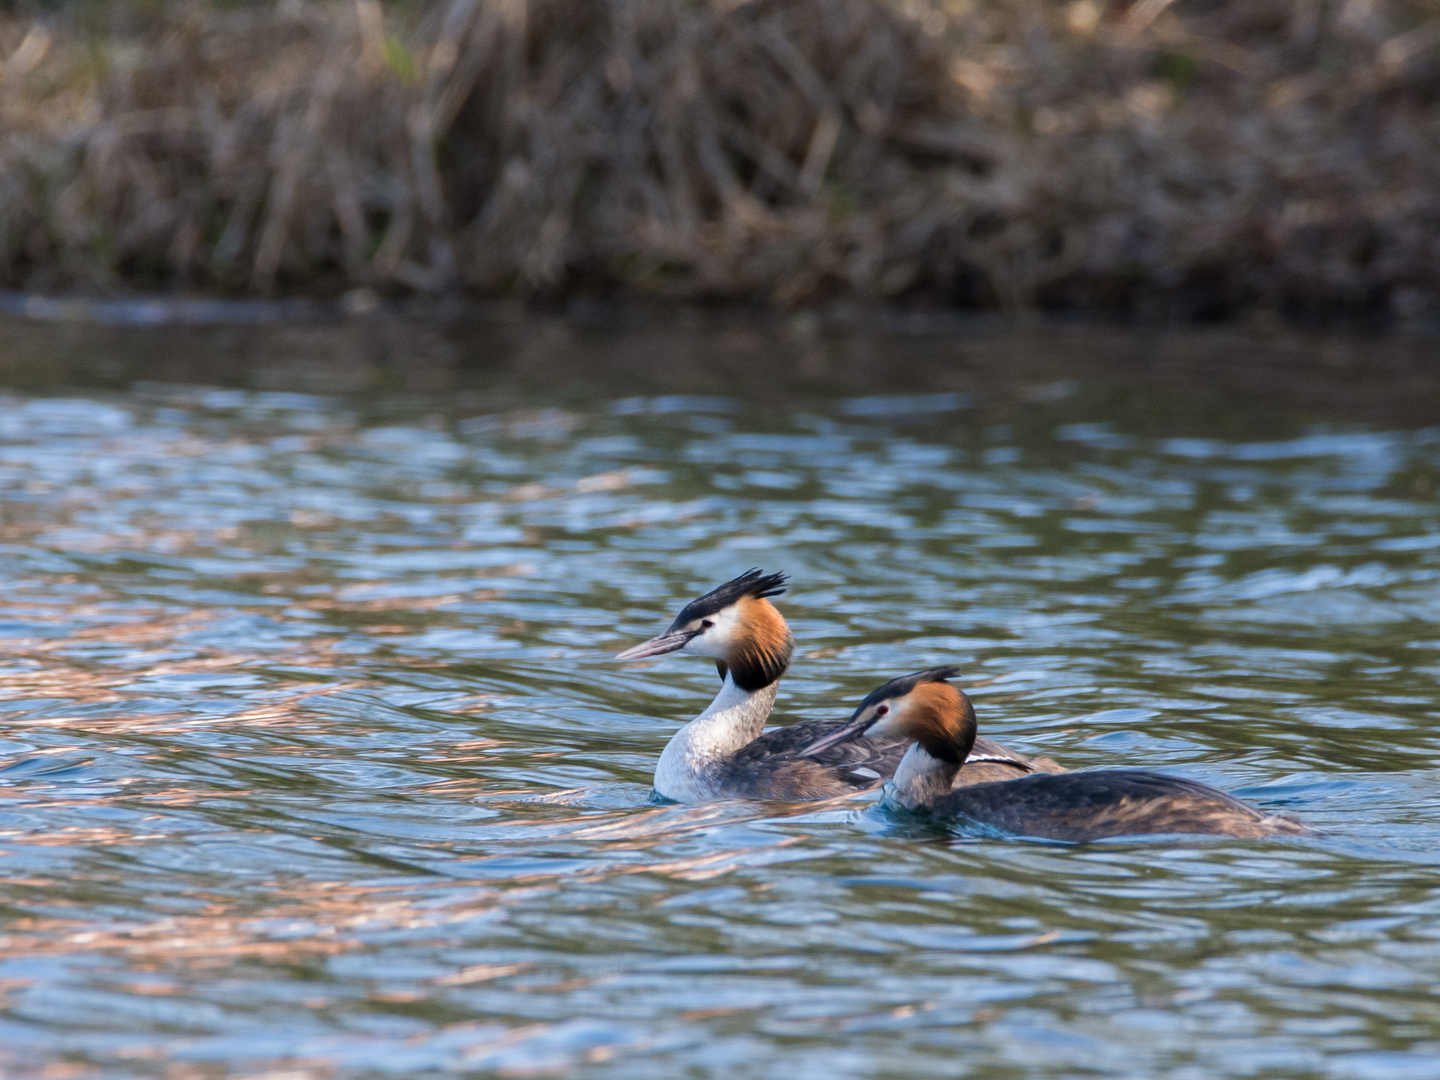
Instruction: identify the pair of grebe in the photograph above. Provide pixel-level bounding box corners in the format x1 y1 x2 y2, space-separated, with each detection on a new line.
616 570 1312 841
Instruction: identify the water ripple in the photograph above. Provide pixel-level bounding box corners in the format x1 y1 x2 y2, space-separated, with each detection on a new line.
0 323 1438 1077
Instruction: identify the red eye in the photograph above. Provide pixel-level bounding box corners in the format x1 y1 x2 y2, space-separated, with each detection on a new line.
876 705 889 716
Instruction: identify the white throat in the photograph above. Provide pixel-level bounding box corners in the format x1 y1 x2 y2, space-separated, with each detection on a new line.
887 742 960 810
653 674 778 802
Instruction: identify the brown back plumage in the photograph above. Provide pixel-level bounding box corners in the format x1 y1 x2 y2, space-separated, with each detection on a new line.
932 770 1316 841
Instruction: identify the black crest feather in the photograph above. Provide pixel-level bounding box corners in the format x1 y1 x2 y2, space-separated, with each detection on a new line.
853 665 965 715
670 568 788 627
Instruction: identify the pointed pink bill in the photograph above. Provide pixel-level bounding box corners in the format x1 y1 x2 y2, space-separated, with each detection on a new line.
614 629 696 661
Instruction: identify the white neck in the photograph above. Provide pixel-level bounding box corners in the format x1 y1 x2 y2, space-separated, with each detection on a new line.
653 674 778 802
887 742 960 810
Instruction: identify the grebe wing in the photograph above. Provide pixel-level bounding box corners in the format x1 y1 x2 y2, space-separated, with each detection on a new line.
953 736 1065 786
723 717 908 798
933 769 1315 842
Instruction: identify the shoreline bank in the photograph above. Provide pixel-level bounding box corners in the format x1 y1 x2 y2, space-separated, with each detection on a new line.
2 0 1438 321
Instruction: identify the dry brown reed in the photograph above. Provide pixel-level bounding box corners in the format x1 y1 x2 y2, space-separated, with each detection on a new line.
1 0 1438 319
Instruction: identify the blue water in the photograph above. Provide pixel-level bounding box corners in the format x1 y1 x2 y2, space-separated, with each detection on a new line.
0 315 1438 1078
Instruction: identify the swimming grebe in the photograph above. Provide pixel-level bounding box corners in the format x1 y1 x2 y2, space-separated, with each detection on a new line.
615 570 1062 803
801 667 1314 841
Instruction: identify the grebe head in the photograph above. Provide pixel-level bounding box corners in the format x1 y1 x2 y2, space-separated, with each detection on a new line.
614 569 794 691
800 666 976 762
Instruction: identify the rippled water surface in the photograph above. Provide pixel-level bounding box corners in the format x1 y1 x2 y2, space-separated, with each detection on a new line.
1 315 1439 1078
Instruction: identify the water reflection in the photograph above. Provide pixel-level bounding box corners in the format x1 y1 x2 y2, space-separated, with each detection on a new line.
0 315 1438 1077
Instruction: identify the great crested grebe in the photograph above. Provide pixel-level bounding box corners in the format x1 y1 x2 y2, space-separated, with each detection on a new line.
614 570 1062 803
802 667 1315 841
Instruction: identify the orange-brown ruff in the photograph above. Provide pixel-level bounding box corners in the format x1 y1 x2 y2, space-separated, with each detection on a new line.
805 667 1314 841
720 595 793 692
897 682 970 759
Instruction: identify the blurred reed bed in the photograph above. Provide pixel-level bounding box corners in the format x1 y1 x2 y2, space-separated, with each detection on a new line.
0 0 1437 318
